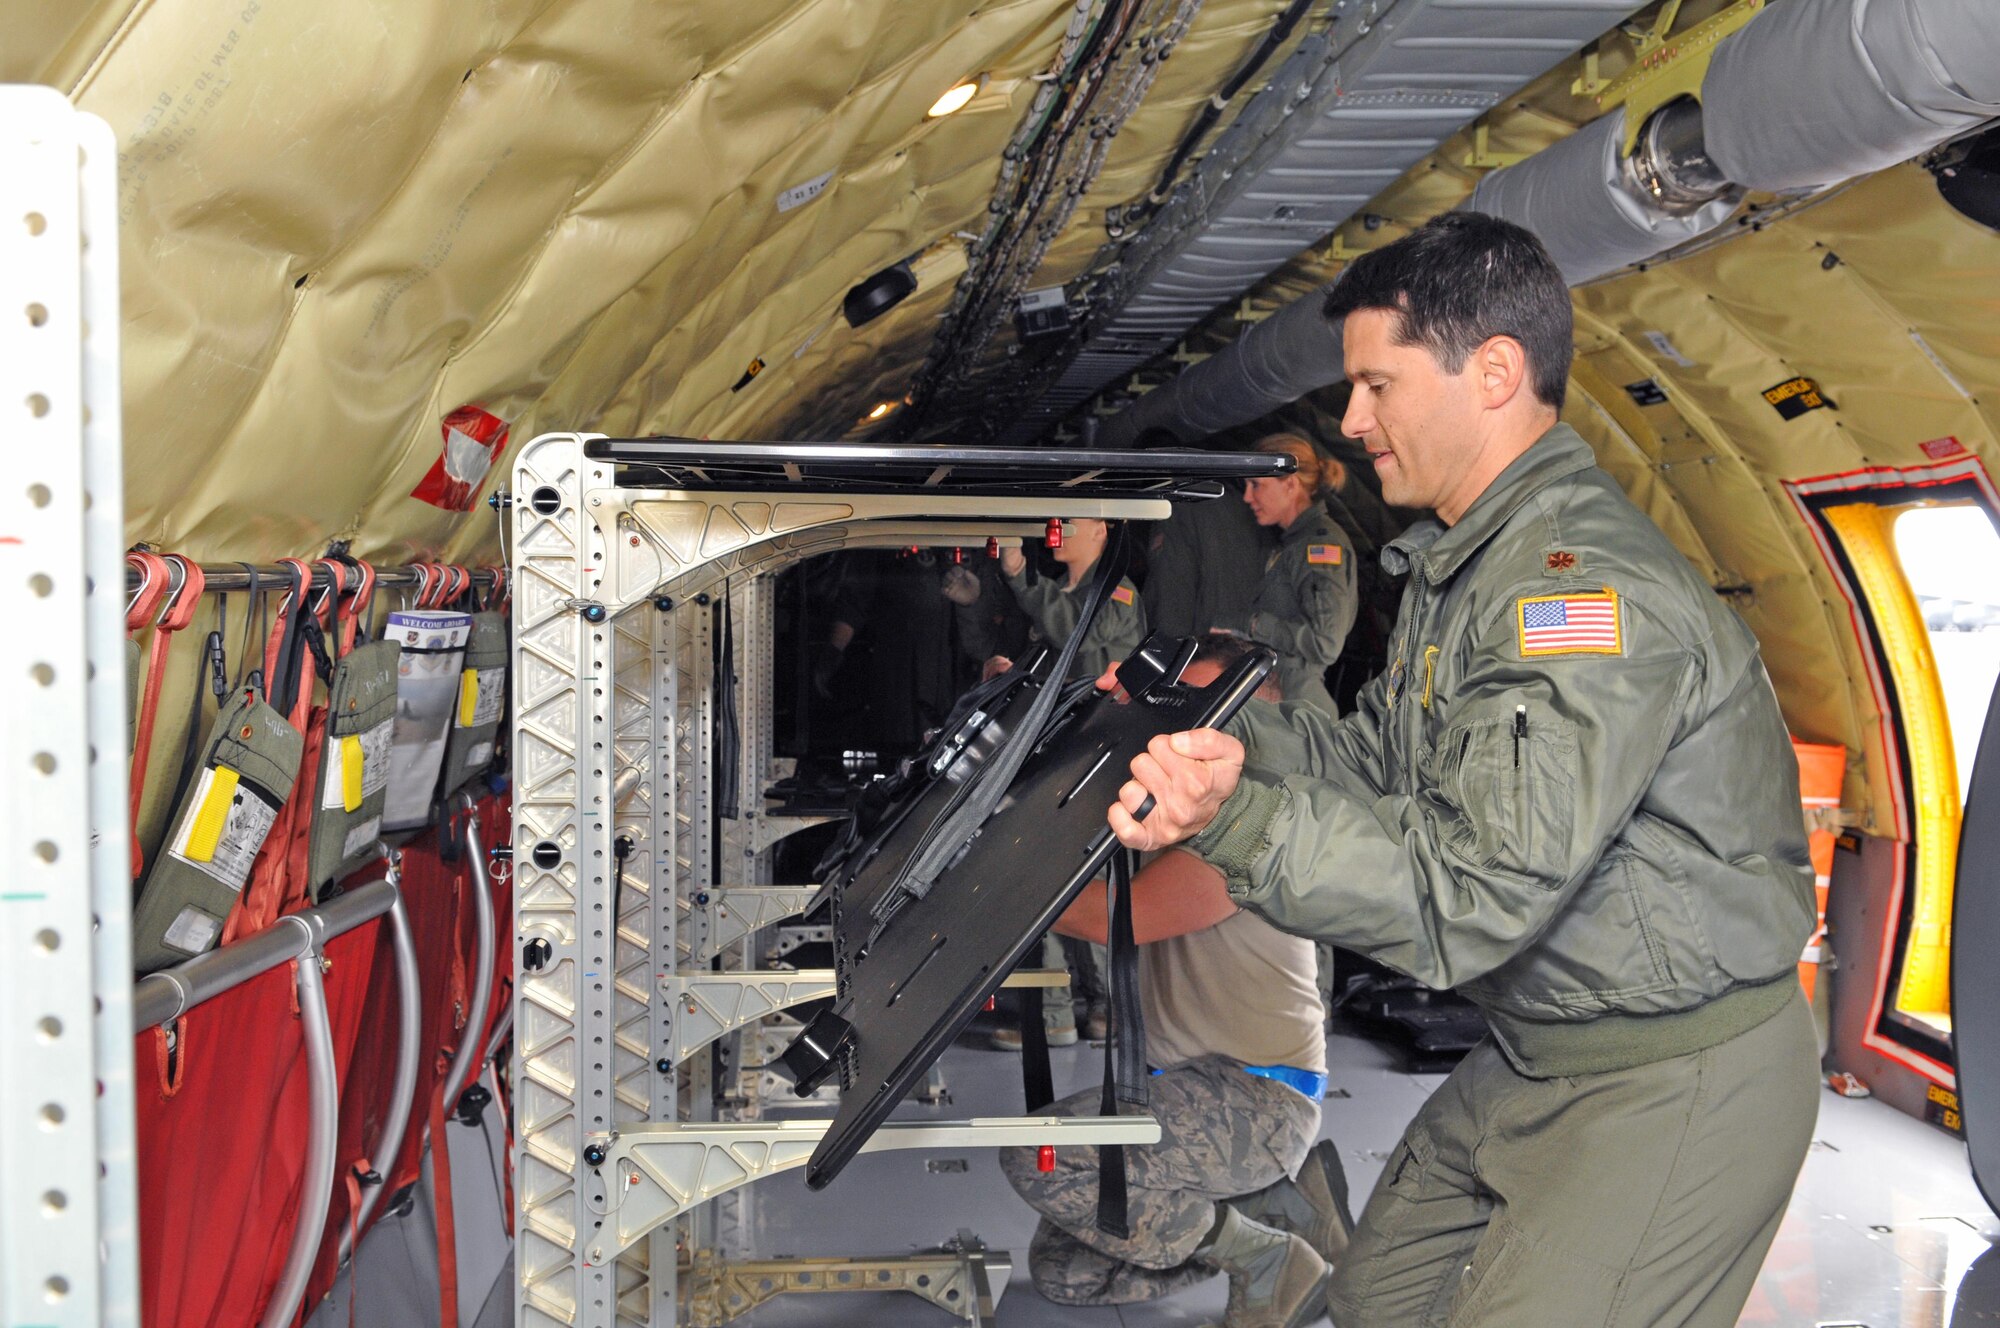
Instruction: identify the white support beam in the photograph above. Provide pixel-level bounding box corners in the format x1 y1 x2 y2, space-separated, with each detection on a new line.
584 1114 1163 1264
662 972 837 1063
686 885 821 964
0 86 135 1328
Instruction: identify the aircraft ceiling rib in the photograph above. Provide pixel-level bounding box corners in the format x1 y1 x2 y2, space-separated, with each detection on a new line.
988 0 1647 444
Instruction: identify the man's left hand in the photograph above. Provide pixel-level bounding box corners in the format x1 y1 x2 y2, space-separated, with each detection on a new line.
1109 728 1244 853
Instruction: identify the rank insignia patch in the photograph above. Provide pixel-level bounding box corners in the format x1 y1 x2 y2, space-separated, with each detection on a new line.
1517 590 1622 657
1544 550 1578 574
1306 543 1343 566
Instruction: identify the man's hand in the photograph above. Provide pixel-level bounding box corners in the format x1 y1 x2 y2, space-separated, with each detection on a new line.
999 546 1027 577
981 654 1014 681
1108 728 1244 853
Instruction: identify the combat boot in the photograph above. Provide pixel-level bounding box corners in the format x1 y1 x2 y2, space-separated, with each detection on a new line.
1193 1202 1330 1328
1237 1139 1355 1266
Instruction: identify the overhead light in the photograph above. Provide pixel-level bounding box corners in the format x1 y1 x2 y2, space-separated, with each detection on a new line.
927 78 982 119
864 401 898 422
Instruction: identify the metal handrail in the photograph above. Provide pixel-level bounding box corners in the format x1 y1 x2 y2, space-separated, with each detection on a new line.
440 797 498 1112
339 867 422 1262
259 936 339 1328
132 878 398 1029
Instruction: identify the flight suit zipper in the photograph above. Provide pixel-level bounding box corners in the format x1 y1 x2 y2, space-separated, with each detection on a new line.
1394 560 1428 781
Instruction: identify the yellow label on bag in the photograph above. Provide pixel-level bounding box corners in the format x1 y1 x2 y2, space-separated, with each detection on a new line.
183 766 242 863
341 734 365 812
458 669 480 728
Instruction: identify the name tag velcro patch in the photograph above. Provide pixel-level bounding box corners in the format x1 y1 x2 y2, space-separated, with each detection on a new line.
1518 590 1622 657
1306 543 1343 566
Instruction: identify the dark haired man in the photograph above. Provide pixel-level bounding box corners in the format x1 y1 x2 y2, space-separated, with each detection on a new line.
1106 212 1819 1325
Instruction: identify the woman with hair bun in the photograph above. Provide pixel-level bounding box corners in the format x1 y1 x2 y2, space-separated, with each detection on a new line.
1243 433 1359 715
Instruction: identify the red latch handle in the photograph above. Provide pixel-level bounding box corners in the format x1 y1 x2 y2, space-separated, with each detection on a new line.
1045 518 1063 549
1037 1145 1056 1174
986 537 999 558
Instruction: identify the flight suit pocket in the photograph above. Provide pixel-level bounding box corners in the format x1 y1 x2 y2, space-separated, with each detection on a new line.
1436 716 1578 882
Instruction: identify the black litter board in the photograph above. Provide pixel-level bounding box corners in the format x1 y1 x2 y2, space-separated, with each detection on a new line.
783 635 1275 1189
583 437 1290 499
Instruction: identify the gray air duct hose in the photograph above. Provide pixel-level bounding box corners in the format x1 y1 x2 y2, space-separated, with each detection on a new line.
1096 0 1999 448
1466 104 1741 285
1097 289 1344 447
1702 0 2000 193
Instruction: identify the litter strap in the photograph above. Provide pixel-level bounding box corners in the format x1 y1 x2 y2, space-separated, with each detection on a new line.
129 552 205 878
1096 845 1147 1240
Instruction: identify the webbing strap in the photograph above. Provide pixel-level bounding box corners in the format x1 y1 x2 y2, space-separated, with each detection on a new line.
481 566 509 615
343 1156 374 1328
1016 987 1054 1113
225 561 313 944
339 561 377 656
1096 846 1147 1240
429 1054 459 1328
884 527 1130 913
128 553 205 879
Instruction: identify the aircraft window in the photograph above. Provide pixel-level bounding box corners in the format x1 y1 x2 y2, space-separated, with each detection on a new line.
1817 498 2000 1035
1896 505 2000 803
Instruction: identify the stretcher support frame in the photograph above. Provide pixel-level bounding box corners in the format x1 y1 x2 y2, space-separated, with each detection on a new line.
510 431 1172 1328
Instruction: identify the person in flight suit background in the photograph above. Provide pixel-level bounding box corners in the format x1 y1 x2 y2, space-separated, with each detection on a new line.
1243 433 1361 716
1107 211 1820 1327
999 517 1147 680
998 516 1148 1047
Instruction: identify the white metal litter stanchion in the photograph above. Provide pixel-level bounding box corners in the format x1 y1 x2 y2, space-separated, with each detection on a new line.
0 85 137 1328
508 432 1178 1328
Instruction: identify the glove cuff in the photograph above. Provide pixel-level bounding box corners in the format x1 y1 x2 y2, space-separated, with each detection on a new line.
1187 775 1286 892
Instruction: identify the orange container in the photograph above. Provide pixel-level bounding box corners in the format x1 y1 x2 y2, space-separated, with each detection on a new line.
1792 740 1846 1002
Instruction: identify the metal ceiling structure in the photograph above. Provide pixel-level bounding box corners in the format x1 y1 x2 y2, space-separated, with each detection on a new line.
979 0 1646 443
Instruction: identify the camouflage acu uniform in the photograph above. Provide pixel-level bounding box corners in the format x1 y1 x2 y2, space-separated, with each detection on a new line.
1000 1054 1319 1305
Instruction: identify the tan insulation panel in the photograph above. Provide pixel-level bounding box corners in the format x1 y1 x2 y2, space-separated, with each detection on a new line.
15 0 1998 832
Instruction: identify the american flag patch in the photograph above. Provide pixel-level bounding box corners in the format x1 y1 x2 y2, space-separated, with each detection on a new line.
1111 583 1135 607
1517 590 1621 657
1306 543 1342 566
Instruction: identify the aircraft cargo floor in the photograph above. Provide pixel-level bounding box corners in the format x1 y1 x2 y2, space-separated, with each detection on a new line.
731 1023 2000 1326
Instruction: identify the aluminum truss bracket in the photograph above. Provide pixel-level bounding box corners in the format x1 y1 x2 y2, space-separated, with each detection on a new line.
687 885 820 964
663 972 835 1063
664 968 1072 1060
584 1114 1162 1263
683 1232 1011 1327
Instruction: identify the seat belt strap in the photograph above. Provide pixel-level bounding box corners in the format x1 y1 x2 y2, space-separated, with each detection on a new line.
1096 846 1147 1240
429 1053 459 1328
225 561 312 944
127 553 204 878
343 1155 376 1328
1017 985 1054 1113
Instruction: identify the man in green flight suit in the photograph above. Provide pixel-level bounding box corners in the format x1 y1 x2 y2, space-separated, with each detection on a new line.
1106 212 1820 1327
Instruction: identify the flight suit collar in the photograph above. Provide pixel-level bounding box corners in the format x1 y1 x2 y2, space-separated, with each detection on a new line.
1277 506 1326 546
1380 424 1596 585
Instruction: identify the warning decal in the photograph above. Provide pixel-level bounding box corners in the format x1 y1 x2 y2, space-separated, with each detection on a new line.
1762 376 1834 420
170 766 281 893
322 718 394 810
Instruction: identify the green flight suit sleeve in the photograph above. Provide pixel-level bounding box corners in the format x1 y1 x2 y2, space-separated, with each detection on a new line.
1249 534 1358 667
1005 567 1148 678
1192 584 1700 991
1226 664 1389 792
1006 567 1081 643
